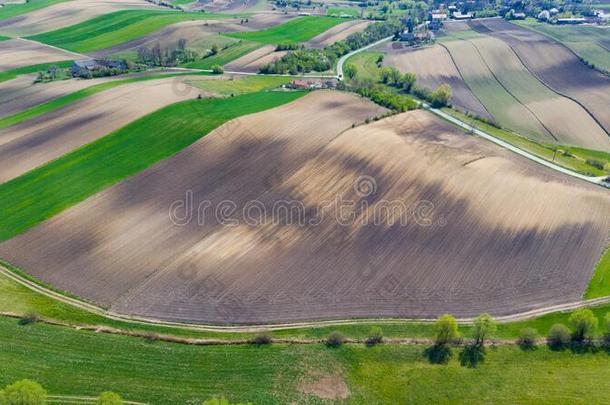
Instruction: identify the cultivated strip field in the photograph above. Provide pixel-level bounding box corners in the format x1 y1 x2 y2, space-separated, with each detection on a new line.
304 19 371 48
0 38 77 70
0 0 160 37
0 76 199 182
223 44 287 72
226 16 344 45
1 91 608 324
470 18 610 135
383 44 492 120
0 74 112 118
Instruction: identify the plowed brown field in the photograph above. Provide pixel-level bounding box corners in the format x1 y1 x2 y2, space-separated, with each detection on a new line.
0 38 76 70
1 92 608 324
304 19 371 48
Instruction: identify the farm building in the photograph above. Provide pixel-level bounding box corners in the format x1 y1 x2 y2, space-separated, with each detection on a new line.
71 59 127 78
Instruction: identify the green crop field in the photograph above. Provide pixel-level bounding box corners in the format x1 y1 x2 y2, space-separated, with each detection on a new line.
0 35 10 41
28 10 229 53
345 51 383 81
187 75 291 95
225 16 344 44
515 19 610 73
0 60 73 83
1 316 610 404
586 248 610 299
327 6 360 17
0 90 304 241
0 72 211 130
0 0 69 21
182 40 261 69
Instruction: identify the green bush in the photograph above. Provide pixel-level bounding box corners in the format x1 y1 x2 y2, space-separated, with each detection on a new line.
586 159 605 170
96 391 123 405
326 331 346 348
547 323 571 350
366 326 383 345
517 328 538 350
569 308 598 343
249 334 272 345
2 380 47 405
211 65 224 74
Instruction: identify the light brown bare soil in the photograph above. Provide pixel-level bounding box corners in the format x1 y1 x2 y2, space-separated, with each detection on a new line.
0 75 114 118
0 76 199 182
224 44 287 72
0 0 160 37
383 44 492 120
0 38 76 70
470 18 610 135
1 92 608 325
298 374 349 400
304 19 371 49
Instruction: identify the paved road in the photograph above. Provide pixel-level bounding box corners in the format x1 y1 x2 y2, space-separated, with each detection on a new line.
336 35 394 80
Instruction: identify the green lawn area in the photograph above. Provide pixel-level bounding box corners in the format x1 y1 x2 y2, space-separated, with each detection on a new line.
28 9 229 53
327 6 360 17
0 60 73 83
0 35 10 41
187 75 290 95
170 0 196 5
225 16 344 44
0 90 304 242
514 19 610 73
182 40 261 69
0 72 211 130
345 51 383 82
585 248 610 299
0 0 69 21
1 316 610 403
441 108 610 176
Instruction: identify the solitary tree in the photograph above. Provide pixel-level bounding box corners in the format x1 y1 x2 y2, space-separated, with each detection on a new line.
430 84 452 108
472 313 496 345
2 380 47 405
211 65 224 74
547 323 571 350
210 44 219 55
517 328 538 350
569 308 598 343
344 64 358 80
366 326 383 345
435 314 459 346
96 391 123 405
401 72 416 93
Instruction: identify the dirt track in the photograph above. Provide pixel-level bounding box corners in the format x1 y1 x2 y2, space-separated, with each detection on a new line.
383 44 492 120
0 76 199 182
1 91 608 324
0 0 160 37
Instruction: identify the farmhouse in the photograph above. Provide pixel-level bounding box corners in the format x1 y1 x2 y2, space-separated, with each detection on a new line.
71 59 127 78
452 11 473 20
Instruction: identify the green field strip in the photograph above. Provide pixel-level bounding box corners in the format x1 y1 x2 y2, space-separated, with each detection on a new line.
28 9 230 53
0 90 305 241
225 16 344 44
327 6 359 17
0 72 211 130
585 248 610 299
181 40 261 69
344 51 383 82
0 35 10 41
0 0 70 22
187 75 291 95
0 60 73 83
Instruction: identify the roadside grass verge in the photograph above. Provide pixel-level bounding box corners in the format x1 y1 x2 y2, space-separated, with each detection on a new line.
0 60 73 83
28 10 230 53
0 0 68 21
585 248 610 299
0 90 305 241
0 71 211 130
225 16 344 44
182 40 261 69
187 75 291 95
1 316 610 403
345 50 383 82
442 108 610 176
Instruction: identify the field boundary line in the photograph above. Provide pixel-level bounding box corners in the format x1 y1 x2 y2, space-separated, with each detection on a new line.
2 262 610 332
47 395 148 404
16 37 89 59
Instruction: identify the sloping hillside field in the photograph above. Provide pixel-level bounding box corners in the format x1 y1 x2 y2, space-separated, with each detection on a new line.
1 92 608 324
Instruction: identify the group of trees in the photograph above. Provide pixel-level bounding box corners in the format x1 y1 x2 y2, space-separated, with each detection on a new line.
260 19 403 75
0 380 123 405
546 309 610 351
136 38 199 67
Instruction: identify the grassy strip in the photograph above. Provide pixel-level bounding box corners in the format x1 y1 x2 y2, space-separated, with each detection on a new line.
0 35 10 41
225 16 344 44
0 0 69 21
0 60 73 83
28 10 230 53
585 248 610 299
187 75 291 95
0 90 304 241
1 317 610 403
0 71 211 130
442 108 610 176
345 50 383 82
327 7 359 17
182 40 261 69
